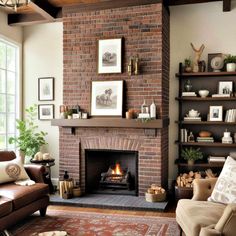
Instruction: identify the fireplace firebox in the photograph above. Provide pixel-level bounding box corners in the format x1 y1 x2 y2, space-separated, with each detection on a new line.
85 149 138 196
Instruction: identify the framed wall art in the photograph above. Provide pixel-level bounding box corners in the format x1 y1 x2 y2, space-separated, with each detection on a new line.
209 105 223 121
91 80 123 116
218 81 233 95
38 77 54 101
97 38 122 74
38 104 54 120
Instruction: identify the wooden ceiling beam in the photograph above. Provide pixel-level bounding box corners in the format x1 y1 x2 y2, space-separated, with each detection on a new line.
8 0 62 26
223 0 231 11
29 0 61 20
8 13 51 26
63 0 162 14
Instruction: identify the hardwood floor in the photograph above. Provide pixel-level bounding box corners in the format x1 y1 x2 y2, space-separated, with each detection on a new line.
48 203 176 218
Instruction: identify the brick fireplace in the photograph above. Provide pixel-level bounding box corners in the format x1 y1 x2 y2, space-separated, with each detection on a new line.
59 3 169 196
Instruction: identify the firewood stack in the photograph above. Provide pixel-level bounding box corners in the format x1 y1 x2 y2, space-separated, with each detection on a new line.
145 184 166 202
176 169 216 188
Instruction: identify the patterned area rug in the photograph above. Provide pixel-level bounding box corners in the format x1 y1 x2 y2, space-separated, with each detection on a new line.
10 209 179 236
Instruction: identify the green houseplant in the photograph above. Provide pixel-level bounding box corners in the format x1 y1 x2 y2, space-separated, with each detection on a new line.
224 55 236 72
9 105 48 163
184 57 192 72
181 147 203 165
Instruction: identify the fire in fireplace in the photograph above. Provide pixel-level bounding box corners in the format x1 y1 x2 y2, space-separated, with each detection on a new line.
85 149 138 196
100 162 131 190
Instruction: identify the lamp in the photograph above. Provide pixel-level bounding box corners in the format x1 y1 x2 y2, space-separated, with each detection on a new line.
0 0 30 12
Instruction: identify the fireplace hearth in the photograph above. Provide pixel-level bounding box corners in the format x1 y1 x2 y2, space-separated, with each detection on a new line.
85 149 138 196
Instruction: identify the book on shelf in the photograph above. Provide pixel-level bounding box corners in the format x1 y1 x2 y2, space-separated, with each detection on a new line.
182 92 197 97
225 109 236 122
208 156 226 163
197 137 214 142
212 94 231 98
180 128 188 143
184 117 201 121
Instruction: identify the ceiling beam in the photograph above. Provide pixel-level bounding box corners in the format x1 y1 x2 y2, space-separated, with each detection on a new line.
8 0 62 26
63 0 162 14
223 0 231 11
29 0 61 20
8 13 51 26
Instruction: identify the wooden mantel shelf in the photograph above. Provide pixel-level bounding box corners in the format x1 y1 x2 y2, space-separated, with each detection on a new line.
51 118 169 129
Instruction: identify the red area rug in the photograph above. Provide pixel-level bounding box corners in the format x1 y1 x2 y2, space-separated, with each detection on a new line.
10 209 179 236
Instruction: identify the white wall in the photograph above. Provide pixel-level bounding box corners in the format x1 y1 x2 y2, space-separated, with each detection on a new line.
169 1 236 184
23 22 63 180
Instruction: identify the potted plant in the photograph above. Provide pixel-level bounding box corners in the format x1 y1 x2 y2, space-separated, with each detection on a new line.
181 147 203 165
9 105 48 163
184 58 192 72
224 54 236 72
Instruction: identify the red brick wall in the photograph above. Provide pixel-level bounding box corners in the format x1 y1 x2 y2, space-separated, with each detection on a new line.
61 3 169 195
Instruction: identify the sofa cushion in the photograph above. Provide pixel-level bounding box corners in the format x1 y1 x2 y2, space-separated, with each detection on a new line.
208 156 236 204
0 183 48 210
0 157 29 184
0 196 12 217
176 199 225 236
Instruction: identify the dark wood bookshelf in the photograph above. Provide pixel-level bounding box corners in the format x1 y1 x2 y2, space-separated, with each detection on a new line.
176 71 236 78
178 163 224 168
175 141 236 147
176 97 236 101
176 121 236 125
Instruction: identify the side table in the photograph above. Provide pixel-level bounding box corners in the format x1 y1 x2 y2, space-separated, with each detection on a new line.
30 159 55 193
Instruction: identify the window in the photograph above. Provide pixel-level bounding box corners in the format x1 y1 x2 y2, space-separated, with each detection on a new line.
0 38 19 150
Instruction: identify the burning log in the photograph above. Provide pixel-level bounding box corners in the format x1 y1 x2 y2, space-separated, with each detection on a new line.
100 163 131 190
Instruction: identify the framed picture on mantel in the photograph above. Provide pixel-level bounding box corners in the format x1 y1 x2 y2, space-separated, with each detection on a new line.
97 38 122 74
91 80 123 117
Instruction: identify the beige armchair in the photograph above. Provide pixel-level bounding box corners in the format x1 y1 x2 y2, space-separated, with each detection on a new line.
176 178 236 236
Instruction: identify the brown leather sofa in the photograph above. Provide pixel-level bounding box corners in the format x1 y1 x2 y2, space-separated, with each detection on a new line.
0 151 49 231
176 178 236 236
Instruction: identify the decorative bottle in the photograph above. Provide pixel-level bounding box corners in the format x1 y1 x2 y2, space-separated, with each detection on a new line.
150 100 156 119
63 171 69 180
141 100 149 114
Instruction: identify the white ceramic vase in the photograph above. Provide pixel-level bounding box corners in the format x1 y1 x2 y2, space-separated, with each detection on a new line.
226 63 236 72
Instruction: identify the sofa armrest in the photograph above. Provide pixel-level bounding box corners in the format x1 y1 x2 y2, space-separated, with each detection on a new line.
192 178 217 201
199 225 221 236
24 164 46 183
214 203 236 235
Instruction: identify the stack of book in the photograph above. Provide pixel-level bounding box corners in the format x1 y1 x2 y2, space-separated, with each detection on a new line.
197 137 214 143
212 94 231 98
184 117 201 121
180 128 188 142
225 109 236 122
208 156 226 163
182 92 197 97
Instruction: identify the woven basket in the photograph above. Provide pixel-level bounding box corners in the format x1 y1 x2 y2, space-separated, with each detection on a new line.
145 192 166 202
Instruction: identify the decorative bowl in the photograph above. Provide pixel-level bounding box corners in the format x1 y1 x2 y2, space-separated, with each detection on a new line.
198 90 209 98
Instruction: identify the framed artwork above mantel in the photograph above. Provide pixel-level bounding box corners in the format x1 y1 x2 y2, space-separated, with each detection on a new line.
97 38 123 74
90 80 124 117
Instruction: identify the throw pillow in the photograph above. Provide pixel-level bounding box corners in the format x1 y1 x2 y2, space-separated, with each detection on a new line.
208 156 236 204
0 157 30 184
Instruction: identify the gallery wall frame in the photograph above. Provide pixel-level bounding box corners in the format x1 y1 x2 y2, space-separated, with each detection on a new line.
38 77 54 101
38 104 54 120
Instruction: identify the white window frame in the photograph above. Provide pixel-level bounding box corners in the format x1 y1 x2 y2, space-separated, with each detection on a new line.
0 35 21 151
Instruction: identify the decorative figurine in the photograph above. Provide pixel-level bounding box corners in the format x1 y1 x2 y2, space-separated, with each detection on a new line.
190 43 205 73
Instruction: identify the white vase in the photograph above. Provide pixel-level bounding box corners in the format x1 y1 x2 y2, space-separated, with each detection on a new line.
19 150 25 164
226 63 236 72
150 101 156 118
